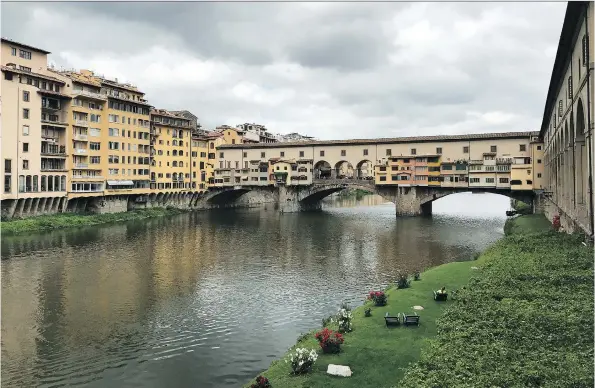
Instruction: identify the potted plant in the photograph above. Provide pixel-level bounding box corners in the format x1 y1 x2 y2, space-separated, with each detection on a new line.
286 348 318 374
413 271 421 281
396 273 411 289
434 287 448 301
368 291 387 306
314 328 344 354
250 375 272 388
364 308 372 317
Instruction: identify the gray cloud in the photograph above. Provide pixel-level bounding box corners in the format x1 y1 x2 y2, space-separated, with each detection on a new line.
1 2 566 139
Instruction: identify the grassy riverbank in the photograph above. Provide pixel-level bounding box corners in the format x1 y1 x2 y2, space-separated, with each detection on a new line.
0 207 185 236
247 215 593 387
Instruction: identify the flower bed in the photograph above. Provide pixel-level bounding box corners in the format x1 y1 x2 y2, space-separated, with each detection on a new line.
314 328 344 354
337 307 353 333
368 290 387 306
250 375 271 388
286 348 318 374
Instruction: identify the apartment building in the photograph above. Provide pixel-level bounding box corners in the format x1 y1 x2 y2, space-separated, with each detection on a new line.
150 109 192 191
1 38 70 217
190 136 209 191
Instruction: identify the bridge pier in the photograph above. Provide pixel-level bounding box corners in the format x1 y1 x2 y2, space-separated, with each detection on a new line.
395 186 433 217
277 186 323 213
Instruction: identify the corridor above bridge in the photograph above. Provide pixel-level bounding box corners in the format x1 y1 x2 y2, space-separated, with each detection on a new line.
216 131 545 192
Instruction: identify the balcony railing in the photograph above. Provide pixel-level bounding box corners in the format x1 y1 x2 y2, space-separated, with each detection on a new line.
74 120 89 127
41 145 66 156
74 148 87 154
74 90 106 101
41 166 67 172
74 163 89 168
72 175 103 179
74 134 88 141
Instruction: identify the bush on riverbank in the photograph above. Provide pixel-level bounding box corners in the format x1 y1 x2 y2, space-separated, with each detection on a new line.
503 213 552 236
400 217 594 387
1 207 185 236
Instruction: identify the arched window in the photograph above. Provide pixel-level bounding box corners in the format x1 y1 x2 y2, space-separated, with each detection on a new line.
179 141 184 147
210 143 214 149
18 175 25 193
41 176 47 191
54 176 60 191
173 161 178 167
33 175 38 192
48 176 54 191
179 161 184 167
61 175 66 191
173 140 178 146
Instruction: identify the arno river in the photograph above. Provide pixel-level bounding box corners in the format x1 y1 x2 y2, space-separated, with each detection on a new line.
1 193 509 388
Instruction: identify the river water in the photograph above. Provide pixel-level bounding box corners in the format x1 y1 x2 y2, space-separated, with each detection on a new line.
1 193 509 388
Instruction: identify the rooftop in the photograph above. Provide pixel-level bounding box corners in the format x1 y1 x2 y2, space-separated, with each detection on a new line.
219 131 540 149
1 37 51 54
2 65 65 84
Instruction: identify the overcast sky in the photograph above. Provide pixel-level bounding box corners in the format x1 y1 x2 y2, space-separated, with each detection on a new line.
2 2 565 139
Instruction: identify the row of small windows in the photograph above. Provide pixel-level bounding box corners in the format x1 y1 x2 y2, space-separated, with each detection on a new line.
237 144 529 159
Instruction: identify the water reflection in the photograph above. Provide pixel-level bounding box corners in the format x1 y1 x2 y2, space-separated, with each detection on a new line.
1 193 508 388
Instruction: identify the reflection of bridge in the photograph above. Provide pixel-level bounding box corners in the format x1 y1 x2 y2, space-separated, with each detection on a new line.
202 177 535 215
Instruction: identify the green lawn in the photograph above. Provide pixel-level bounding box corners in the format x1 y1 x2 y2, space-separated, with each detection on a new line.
247 215 593 388
245 259 483 388
1 207 184 235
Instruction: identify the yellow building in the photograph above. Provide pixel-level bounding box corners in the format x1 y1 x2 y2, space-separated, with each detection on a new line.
150 109 192 191
216 125 244 145
103 77 152 195
190 136 210 191
51 69 108 197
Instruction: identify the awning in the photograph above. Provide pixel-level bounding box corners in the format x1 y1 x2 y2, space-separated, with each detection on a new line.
107 180 134 186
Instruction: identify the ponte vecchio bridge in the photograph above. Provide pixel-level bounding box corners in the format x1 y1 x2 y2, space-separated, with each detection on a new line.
204 131 545 215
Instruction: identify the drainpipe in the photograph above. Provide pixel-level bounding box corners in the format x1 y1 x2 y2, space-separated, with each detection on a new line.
585 7 594 237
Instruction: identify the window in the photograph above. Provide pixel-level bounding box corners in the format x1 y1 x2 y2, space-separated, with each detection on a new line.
499 178 509 184
90 156 101 164
520 144 526 151
410 148 416 155
4 175 11 193
90 128 101 137
379 176 387 182
485 178 495 183
537 173 542 178
23 143 29 152
558 100 563 117
441 165 452 170
537 159 542 164
23 108 29 119
23 91 29 102
4 72 12 81
582 35 588 67
320 150 325 157
463 146 469 153
261 152 265 158
22 125 29 136
219 152 224 158
436 147 442 154
19 66 31 72
341 150 346 156
19 49 32 59
90 142 101 151
108 141 120 150
537 145 542 150
109 128 119 136
243 152 247 158
23 160 29 170
363 149 368 156
469 178 480 183
11 47 16 56
490 145 497 153
280 151 285 157
299 151 304 157
386 149 392 156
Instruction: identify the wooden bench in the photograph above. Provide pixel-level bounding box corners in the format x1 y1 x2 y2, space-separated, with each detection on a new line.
402 312 420 326
434 290 448 301
384 312 401 327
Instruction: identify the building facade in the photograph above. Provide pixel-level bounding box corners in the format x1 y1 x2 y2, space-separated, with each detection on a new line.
540 1 594 236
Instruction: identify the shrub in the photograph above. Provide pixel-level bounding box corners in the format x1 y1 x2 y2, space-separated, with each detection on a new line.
364 308 372 317
413 271 421 281
396 273 411 289
286 348 318 374
368 291 387 306
314 328 344 354
337 307 353 333
250 375 271 388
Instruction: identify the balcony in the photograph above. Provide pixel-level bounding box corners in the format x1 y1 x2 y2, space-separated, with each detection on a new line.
41 117 68 127
41 166 67 172
74 119 89 127
72 175 104 180
74 134 88 141
73 163 89 169
74 90 106 101
41 145 66 157
73 148 87 155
